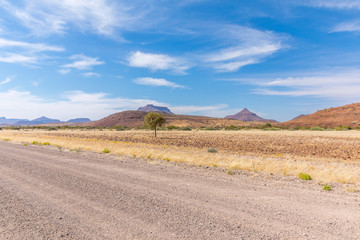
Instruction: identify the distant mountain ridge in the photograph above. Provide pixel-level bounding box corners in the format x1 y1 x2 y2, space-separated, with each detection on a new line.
225 108 277 123
0 116 91 126
137 104 174 114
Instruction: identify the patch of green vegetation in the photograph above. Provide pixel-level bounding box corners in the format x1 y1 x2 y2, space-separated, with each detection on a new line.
178 126 192 131
42 142 51 145
166 125 179 130
23 143 28 146
208 147 217 153
32 141 39 145
298 172 312 180
211 163 218 167
310 126 324 131
4 138 10 141
226 169 235 175
102 148 111 153
225 125 244 130
322 184 331 191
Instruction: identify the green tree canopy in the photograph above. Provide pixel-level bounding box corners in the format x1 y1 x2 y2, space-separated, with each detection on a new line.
143 112 166 137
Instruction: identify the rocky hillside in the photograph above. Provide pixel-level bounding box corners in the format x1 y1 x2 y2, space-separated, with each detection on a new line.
283 103 360 128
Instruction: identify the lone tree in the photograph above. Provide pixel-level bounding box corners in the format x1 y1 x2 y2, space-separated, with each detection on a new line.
143 112 166 137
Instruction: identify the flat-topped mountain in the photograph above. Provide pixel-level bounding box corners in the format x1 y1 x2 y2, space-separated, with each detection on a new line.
225 108 277 123
283 102 360 128
137 104 174 114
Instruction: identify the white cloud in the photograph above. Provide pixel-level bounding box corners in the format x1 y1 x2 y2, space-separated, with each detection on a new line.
331 21 360 33
0 89 233 119
0 0 151 37
127 51 189 74
171 104 229 117
0 90 165 120
0 37 64 65
60 55 104 73
0 77 11 85
252 69 360 101
134 77 185 88
306 1 360 10
0 53 37 64
0 38 64 52
203 25 283 72
83 72 101 77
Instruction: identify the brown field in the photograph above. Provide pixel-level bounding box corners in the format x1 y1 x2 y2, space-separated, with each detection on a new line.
1 129 360 185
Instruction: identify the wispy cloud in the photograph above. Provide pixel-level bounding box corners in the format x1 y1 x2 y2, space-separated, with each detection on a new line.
305 1 360 10
0 90 165 120
0 0 141 36
127 51 189 74
0 89 231 119
0 53 37 64
203 25 284 72
0 77 12 85
251 69 360 101
60 55 104 73
0 38 64 52
134 77 185 88
331 20 360 33
0 37 64 64
83 72 101 77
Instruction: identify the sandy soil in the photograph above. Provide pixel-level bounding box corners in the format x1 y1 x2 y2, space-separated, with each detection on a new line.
0 141 359 240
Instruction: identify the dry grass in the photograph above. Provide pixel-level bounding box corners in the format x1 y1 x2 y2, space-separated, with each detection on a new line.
0 129 360 184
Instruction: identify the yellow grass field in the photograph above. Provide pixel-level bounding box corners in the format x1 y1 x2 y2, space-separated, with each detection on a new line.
1 129 360 185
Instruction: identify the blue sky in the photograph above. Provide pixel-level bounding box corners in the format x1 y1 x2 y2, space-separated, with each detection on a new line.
1 0 360 121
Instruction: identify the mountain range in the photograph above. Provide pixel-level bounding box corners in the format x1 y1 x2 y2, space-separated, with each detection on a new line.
0 116 91 126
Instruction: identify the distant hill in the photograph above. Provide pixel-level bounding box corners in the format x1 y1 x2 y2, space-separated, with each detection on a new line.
291 114 307 120
15 116 62 126
86 110 265 128
66 118 91 123
225 108 277 123
137 104 174 114
0 117 29 125
283 103 360 128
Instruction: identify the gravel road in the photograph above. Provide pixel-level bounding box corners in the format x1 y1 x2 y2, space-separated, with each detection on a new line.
0 141 359 240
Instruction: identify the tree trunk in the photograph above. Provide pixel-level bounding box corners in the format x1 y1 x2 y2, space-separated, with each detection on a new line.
154 126 157 137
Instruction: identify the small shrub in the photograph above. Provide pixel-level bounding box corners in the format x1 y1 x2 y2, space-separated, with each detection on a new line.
102 148 111 153
163 158 171 162
178 126 192 131
208 148 217 153
43 142 51 145
113 126 125 131
225 125 243 130
310 126 324 131
166 125 179 130
23 143 28 146
298 172 312 180
261 123 272 129
202 127 220 131
211 163 218 167
32 141 39 145
4 138 10 141
226 169 235 175
322 185 331 191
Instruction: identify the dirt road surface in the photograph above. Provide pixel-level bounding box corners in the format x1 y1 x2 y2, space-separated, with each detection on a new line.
0 141 359 240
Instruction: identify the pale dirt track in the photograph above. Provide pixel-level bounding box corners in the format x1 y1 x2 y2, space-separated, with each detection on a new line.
0 142 359 240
